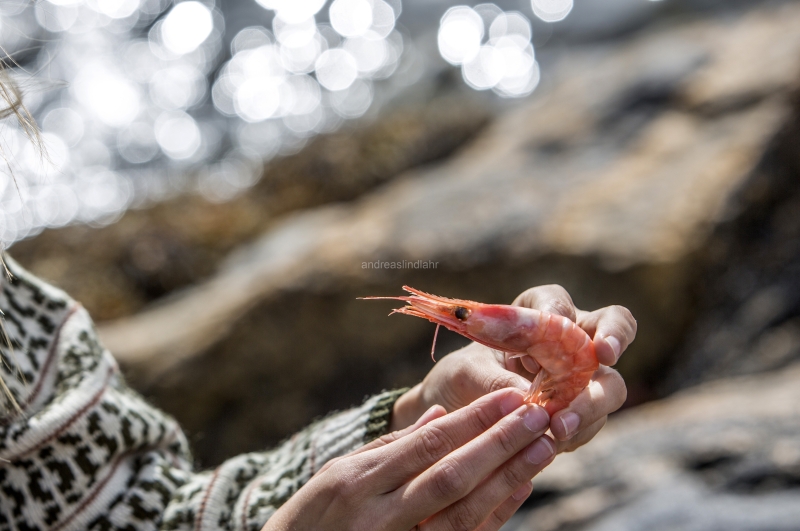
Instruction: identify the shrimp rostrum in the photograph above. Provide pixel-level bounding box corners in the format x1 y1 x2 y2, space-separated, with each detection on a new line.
365 286 599 416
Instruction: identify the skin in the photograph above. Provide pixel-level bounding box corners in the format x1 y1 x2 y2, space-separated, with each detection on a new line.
264 389 555 531
264 285 636 530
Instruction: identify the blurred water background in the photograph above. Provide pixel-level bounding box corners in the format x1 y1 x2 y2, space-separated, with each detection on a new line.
0 0 734 242
3 0 800 529
1 0 569 241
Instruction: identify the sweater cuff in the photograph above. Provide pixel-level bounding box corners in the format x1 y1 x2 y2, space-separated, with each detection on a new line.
363 387 410 444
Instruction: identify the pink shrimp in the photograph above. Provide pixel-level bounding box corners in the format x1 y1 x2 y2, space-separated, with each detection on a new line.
364 286 598 415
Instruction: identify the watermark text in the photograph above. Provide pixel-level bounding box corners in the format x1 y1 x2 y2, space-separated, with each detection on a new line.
362 260 439 270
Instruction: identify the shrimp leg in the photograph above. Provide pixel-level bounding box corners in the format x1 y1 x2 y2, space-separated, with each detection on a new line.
524 368 548 404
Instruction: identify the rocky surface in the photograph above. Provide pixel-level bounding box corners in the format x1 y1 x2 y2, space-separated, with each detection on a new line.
66 2 800 465
662 98 800 391
503 362 800 531
10 93 489 321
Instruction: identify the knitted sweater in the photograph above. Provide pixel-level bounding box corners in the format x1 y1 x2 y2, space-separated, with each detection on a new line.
0 255 405 531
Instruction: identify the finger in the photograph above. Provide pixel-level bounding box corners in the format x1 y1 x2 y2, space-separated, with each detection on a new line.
474 485 532 531
316 405 448 476
424 435 554 531
576 305 637 366
358 405 448 455
512 285 578 323
395 403 550 525
554 416 606 454
515 353 540 376
370 388 527 488
549 366 626 442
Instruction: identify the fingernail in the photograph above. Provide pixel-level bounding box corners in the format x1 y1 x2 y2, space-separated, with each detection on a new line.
500 392 524 415
522 405 549 433
511 482 533 501
605 336 621 360
559 412 580 437
416 405 442 426
526 437 554 465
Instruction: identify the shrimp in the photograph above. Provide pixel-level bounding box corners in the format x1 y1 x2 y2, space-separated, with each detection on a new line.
364 286 598 415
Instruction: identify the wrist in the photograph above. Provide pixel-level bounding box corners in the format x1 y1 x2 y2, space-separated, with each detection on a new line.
390 384 424 431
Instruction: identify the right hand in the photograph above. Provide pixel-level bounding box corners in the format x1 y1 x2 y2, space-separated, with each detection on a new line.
262 389 556 531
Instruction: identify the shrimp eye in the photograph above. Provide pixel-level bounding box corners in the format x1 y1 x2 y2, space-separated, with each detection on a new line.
454 307 470 321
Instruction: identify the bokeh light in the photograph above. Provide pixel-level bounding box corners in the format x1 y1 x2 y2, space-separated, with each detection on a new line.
255 0 326 24
438 5 540 97
160 1 213 55
531 0 573 23
0 0 575 246
72 62 142 128
330 0 374 38
155 111 202 160
315 49 359 91
438 6 483 65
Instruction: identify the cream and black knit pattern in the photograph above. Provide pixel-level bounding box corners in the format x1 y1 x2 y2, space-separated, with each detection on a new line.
0 256 405 530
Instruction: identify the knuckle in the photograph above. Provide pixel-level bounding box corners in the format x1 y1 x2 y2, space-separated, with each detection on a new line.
373 433 397 449
515 285 574 314
469 403 497 433
542 283 568 295
548 299 575 320
447 501 483 531
431 461 469 501
326 457 346 479
501 463 530 489
539 286 576 320
415 425 451 463
485 373 515 394
493 423 519 455
327 461 360 499
611 305 637 335
318 455 342 475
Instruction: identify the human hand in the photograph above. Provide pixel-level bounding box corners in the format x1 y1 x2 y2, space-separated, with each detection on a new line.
391 285 636 453
263 389 555 531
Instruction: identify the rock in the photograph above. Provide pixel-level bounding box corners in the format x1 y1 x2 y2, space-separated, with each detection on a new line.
80 3 800 466
662 90 800 391
9 94 490 321
502 362 800 531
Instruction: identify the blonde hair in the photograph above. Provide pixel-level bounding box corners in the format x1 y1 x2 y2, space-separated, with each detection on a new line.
0 60 42 162
0 60 41 415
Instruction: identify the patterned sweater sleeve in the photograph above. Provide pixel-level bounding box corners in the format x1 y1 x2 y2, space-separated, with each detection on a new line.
0 254 407 531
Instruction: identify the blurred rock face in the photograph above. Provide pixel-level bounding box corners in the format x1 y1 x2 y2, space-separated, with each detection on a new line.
663 102 800 391
504 363 800 531
10 95 490 320
10 2 800 495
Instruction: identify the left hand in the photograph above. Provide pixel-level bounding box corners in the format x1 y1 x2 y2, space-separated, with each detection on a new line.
391 285 636 453
265 389 555 531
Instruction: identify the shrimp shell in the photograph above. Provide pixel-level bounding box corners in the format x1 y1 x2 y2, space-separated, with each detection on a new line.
363 286 599 415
